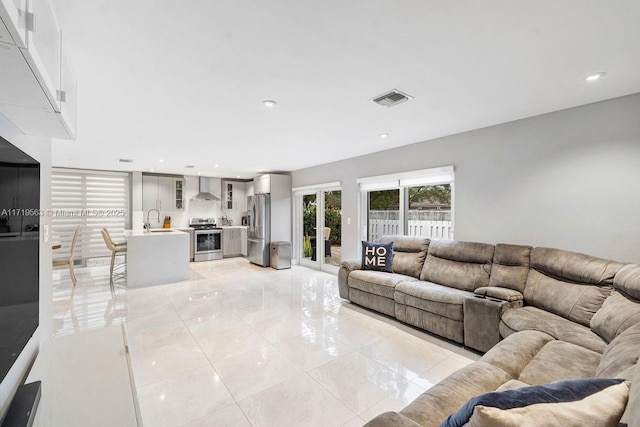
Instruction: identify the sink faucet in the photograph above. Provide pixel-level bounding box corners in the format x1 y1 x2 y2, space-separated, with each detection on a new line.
145 209 161 230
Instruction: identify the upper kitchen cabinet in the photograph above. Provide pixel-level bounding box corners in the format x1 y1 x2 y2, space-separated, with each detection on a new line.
222 180 247 213
0 0 29 47
143 175 184 212
0 0 77 139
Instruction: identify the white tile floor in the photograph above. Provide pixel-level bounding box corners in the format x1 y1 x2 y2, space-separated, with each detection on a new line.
52 258 481 427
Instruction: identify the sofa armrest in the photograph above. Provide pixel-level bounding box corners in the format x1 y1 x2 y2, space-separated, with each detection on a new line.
474 286 523 302
340 259 362 273
465 289 524 353
338 259 361 300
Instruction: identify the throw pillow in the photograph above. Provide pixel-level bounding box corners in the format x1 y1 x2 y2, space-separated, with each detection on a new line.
361 241 394 273
440 378 629 427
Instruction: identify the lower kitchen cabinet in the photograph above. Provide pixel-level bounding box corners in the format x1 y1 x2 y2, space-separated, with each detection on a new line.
222 227 243 257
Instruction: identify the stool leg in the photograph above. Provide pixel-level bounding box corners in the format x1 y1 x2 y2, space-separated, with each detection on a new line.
110 251 116 287
69 262 77 286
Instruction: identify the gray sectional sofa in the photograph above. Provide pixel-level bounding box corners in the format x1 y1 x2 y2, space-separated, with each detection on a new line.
338 236 640 426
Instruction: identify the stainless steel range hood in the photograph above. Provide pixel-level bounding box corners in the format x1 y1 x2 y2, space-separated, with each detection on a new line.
192 177 220 201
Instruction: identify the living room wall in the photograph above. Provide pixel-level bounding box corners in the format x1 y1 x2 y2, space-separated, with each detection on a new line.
291 93 640 263
0 115 53 416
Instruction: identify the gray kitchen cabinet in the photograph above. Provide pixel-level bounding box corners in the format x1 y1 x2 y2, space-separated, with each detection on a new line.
223 228 242 257
240 227 247 256
142 175 184 212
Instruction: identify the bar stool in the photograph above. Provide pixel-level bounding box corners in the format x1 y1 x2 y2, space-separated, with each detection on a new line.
101 228 127 288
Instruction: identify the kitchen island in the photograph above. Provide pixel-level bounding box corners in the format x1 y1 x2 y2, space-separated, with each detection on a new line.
124 229 190 287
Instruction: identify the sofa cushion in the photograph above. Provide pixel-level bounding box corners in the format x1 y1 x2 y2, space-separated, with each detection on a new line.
613 263 640 300
441 378 629 427
518 340 601 385
361 241 394 272
523 247 624 327
590 290 640 343
529 247 623 286
495 379 530 392
480 329 554 379
349 270 417 299
597 323 640 380
488 244 532 293
395 281 472 321
501 306 607 353
379 235 429 279
420 240 494 292
396 361 513 427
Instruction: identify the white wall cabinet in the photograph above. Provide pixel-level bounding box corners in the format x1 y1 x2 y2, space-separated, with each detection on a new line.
0 0 76 139
142 175 184 213
221 180 247 225
222 228 243 257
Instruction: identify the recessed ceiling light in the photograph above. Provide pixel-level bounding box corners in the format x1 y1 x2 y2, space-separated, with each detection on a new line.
198 172 202 175
236 175 241 178
159 159 164 162
150 168 155 172
263 100 276 107
379 133 389 138
585 72 606 82
214 164 219 168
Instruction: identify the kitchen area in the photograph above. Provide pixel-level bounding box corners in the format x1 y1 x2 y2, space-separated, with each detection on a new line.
123 172 291 287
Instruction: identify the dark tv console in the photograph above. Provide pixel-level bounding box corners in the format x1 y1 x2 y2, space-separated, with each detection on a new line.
1 381 41 427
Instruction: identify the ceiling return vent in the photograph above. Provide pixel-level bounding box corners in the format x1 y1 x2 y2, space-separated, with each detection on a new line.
371 89 413 107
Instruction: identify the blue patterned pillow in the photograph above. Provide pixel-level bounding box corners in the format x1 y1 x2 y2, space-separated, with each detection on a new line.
440 378 628 427
361 241 394 273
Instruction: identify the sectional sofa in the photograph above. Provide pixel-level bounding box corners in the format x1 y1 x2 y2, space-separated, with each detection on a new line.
338 236 640 426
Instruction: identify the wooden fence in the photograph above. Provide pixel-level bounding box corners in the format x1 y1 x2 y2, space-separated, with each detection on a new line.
369 219 452 242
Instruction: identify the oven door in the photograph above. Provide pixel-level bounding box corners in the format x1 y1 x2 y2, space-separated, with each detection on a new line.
194 230 222 261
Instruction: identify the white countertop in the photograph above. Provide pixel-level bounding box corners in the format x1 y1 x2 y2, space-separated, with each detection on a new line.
124 229 187 237
220 225 248 229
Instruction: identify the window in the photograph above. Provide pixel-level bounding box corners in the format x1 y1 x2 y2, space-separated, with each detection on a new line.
51 168 130 263
359 166 454 242
405 184 452 239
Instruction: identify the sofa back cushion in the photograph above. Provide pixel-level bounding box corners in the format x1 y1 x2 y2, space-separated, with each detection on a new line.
380 235 429 279
488 244 532 293
591 264 640 343
591 291 640 344
420 240 494 292
596 322 640 380
524 248 624 327
613 264 640 300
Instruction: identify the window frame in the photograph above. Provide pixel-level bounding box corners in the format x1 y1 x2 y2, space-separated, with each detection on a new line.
358 166 455 244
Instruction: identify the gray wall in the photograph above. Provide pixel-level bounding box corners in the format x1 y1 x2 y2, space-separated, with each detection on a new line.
292 93 640 263
0 115 52 416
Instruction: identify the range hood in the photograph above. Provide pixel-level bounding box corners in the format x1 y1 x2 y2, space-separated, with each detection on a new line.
192 177 220 201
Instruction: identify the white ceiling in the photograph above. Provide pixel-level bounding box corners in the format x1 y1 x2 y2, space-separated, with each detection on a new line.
50 1 640 178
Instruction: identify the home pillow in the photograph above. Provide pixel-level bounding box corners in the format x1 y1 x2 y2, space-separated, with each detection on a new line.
361 241 394 273
440 378 629 427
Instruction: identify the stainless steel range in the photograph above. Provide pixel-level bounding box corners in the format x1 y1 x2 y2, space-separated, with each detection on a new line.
189 218 223 261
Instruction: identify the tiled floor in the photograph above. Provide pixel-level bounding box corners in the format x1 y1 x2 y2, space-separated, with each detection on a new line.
52 258 481 427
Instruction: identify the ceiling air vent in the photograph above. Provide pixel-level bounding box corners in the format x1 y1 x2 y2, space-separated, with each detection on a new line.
371 89 413 108
118 158 133 163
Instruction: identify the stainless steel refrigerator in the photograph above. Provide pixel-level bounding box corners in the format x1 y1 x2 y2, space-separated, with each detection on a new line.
247 194 271 266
